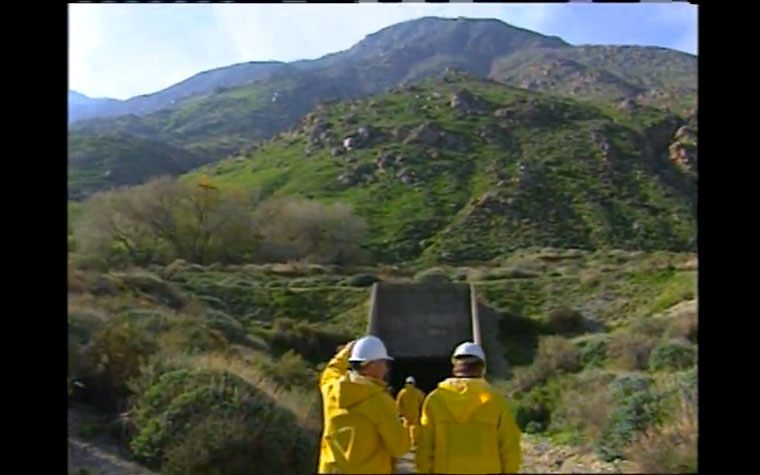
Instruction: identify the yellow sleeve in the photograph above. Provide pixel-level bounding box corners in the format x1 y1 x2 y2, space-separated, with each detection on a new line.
395 388 406 414
369 393 410 457
497 398 522 474
415 388 425 411
319 343 353 389
415 396 435 474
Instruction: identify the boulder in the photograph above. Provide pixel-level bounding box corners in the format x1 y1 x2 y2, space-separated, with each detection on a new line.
404 123 441 146
449 89 485 113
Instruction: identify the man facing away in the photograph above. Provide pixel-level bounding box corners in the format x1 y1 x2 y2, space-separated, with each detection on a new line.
395 376 425 448
317 335 410 474
416 342 522 474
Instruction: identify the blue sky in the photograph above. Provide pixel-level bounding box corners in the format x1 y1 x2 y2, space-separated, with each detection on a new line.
69 3 697 101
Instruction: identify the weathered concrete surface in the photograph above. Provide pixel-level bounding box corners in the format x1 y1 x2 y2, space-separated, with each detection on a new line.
367 283 476 358
366 282 510 380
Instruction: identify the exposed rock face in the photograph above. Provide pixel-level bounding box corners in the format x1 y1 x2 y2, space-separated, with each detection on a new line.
403 123 442 146
449 89 486 114
669 141 697 173
337 163 375 187
493 108 510 119
617 97 637 111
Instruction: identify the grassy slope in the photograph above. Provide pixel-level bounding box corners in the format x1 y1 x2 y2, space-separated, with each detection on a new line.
491 45 697 116
187 74 695 264
68 132 209 199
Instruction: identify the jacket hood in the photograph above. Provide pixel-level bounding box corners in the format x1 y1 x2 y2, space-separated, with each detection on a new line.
334 371 387 409
436 377 494 423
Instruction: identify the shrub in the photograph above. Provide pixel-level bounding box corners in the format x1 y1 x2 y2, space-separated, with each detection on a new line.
267 318 351 364
577 334 611 368
413 267 450 283
546 307 585 334
258 350 317 390
86 317 159 411
624 398 697 473
629 317 670 339
537 336 581 373
579 269 601 287
608 373 654 401
511 336 580 392
668 309 697 344
648 341 696 371
161 411 317 475
512 381 561 431
202 310 248 345
595 389 662 462
511 365 550 393
608 332 659 371
480 266 541 280
524 421 545 434
342 273 381 287
550 373 615 442
161 259 187 280
256 197 368 265
119 271 187 310
156 317 229 356
129 368 317 474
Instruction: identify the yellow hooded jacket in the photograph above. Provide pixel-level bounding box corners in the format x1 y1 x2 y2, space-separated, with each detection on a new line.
317 344 410 474
416 377 522 474
396 383 425 425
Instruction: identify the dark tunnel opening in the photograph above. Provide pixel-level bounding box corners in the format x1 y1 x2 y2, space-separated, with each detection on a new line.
389 357 452 397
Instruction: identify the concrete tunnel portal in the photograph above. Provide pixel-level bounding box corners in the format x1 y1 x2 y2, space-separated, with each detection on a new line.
366 282 482 396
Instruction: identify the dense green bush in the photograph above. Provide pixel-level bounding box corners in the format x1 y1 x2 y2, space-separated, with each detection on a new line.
547 306 585 334
119 271 188 310
342 273 381 287
595 389 662 461
608 373 654 400
202 310 249 345
129 368 317 474
413 267 450 283
257 350 317 390
266 317 351 363
577 334 610 368
537 336 581 374
608 332 659 371
512 379 562 431
512 336 580 392
648 341 696 371
85 317 159 411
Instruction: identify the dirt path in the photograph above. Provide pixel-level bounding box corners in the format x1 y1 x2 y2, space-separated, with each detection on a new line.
68 406 157 475
393 435 634 474
68 438 157 475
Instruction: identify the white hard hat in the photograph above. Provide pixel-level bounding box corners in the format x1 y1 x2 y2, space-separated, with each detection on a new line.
349 335 394 363
452 342 486 362
405 376 415 384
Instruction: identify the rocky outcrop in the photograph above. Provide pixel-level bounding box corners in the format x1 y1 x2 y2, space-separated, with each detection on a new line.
403 123 442 146
337 163 375 187
450 89 486 114
669 141 697 173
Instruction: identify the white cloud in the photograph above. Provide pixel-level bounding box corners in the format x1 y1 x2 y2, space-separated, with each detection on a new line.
69 4 243 99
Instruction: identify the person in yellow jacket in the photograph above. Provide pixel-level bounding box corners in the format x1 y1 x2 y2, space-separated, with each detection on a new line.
416 342 522 474
395 376 425 447
317 335 411 474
